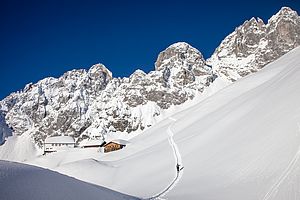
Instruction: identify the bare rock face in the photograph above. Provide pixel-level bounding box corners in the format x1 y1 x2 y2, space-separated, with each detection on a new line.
0 7 299 147
0 43 214 146
155 42 206 71
122 42 214 109
0 110 12 144
208 7 300 81
1 64 113 146
108 42 215 133
155 42 211 86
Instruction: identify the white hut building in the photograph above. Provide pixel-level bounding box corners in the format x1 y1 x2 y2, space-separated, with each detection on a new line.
44 136 75 154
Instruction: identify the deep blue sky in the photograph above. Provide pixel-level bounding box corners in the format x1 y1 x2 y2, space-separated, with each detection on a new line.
0 0 299 99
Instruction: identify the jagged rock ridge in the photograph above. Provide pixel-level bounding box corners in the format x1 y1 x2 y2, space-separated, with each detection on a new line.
208 7 300 81
0 7 299 147
0 42 214 146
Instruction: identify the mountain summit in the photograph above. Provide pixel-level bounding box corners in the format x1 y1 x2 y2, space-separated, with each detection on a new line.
208 7 300 81
0 7 299 147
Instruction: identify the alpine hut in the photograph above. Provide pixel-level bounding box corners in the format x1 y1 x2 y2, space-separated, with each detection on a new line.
44 136 75 154
100 139 129 153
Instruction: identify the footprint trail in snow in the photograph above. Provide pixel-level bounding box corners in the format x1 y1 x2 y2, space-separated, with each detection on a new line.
148 117 184 200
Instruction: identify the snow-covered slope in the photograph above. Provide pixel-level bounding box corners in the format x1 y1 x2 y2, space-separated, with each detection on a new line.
0 160 137 200
20 46 300 200
166 45 300 200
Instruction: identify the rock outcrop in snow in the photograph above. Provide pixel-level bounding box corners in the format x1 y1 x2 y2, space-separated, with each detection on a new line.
0 7 299 147
0 110 12 144
208 7 300 81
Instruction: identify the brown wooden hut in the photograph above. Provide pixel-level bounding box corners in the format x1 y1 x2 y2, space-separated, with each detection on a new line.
100 139 129 153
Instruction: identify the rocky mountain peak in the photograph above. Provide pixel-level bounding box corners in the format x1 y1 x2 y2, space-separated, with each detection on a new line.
242 17 266 31
268 6 299 24
208 6 300 81
267 7 300 48
88 63 113 81
155 42 206 71
154 42 211 87
87 64 112 91
129 69 146 84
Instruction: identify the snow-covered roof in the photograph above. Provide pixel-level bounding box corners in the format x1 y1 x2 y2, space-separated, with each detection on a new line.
44 136 75 144
106 139 130 145
79 138 104 147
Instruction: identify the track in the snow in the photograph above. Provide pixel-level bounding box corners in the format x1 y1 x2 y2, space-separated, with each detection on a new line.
147 117 184 200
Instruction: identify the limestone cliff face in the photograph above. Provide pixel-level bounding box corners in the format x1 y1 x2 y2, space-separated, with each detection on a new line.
208 7 300 81
0 7 299 147
0 42 213 147
0 110 12 144
122 42 214 109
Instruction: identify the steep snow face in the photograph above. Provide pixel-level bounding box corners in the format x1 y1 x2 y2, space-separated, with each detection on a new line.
208 7 300 81
0 160 137 200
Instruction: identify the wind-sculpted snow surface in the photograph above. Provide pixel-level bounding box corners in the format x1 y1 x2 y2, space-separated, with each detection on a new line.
0 161 138 200
262 146 300 200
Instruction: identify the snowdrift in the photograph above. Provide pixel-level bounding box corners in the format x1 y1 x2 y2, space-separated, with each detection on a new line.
0 160 137 200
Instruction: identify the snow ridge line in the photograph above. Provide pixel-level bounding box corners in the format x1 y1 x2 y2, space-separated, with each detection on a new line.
147 117 184 200
262 146 300 200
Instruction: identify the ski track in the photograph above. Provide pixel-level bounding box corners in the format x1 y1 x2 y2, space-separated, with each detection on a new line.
262 146 300 200
147 117 184 200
